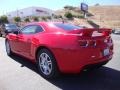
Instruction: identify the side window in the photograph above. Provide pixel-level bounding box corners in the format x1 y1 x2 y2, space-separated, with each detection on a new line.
21 26 37 34
20 25 44 34
35 26 44 33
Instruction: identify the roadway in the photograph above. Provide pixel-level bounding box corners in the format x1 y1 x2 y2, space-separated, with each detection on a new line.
0 34 120 90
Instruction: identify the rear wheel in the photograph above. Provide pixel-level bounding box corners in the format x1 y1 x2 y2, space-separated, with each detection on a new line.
5 40 13 56
37 49 59 79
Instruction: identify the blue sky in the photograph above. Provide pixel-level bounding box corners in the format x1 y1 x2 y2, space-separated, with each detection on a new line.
0 0 120 15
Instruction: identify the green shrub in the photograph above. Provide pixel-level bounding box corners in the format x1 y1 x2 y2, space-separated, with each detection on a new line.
64 12 73 19
14 17 21 22
0 15 9 23
64 5 76 10
41 16 47 21
33 16 39 22
47 16 52 20
24 18 30 22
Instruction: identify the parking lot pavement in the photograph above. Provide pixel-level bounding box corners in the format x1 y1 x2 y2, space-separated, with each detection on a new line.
0 34 120 90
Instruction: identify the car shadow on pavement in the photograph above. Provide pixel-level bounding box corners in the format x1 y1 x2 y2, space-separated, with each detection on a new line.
10 55 39 73
10 55 120 90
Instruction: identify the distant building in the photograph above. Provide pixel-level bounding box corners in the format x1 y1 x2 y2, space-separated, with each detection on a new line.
6 6 54 19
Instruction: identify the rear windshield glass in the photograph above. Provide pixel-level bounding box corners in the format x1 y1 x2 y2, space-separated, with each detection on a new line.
54 23 83 31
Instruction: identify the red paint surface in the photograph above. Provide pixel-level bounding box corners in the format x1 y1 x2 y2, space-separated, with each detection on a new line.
6 22 113 73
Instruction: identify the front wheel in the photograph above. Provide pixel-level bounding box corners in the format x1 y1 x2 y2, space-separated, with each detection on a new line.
5 40 13 56
0 33 2 37
37 49 59 79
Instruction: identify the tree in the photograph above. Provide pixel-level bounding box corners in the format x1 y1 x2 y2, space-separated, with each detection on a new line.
14 17 21 22
95 3 100 6
58 15 62 18
41 16 47 21
64 12 73 19
53 15 62 19
33 16 39 22
47 16 52 20
0 15 8 24
24 18 30 22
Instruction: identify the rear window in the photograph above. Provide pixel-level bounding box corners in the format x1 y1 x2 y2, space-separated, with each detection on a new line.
54 23 83 31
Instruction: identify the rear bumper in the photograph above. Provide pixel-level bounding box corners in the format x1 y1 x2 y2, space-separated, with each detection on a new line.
53 47 113 73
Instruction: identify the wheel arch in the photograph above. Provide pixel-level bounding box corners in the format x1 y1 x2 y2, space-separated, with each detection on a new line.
35 46 55 61
35 45 60 72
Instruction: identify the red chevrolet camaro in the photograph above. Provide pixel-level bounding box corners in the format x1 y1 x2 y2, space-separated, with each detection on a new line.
5 22 113 78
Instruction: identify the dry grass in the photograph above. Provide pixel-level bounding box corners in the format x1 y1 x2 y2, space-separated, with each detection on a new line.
55 5 120 29
89 6 120 28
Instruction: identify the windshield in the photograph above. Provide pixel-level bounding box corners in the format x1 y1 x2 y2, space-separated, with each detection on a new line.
54 23 83 31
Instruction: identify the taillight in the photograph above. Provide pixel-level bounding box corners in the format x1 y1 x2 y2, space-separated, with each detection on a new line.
104 37 112 43
102 31 111 36
78 40 96 47
88 40 96 46
79 40 88 47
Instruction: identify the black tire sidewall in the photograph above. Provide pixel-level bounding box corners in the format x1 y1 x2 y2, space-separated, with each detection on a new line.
0 33 2 37
5 40 12 56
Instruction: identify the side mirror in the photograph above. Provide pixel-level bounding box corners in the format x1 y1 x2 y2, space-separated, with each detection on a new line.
5 30 8 33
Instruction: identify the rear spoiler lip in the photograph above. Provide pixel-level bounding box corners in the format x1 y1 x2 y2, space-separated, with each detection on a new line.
67 28 112 32
67 28 112 36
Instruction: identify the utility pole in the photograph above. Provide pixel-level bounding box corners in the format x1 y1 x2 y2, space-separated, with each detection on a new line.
17 9 19 17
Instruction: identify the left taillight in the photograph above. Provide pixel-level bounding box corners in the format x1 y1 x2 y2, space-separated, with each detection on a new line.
78 40 96 47
79 40 88 47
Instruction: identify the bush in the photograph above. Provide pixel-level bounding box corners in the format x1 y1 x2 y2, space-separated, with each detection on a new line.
54 15 62 19
59 15 63 18
47 16 52 20
14 17 21 22
77 15 84 19
0 15 8 24
24 18 30 22
33 16 39 22
41 16 47 21
64 12 73 19
64 5 76 10
73 15 84 19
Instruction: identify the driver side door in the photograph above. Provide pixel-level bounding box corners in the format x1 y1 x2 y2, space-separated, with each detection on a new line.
17 25 38 58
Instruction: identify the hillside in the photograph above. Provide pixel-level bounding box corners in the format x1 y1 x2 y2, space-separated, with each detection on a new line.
55 5 120 29
89 5 120 28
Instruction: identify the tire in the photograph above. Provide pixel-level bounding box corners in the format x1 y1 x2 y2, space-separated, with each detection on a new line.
0 33 2 37
5 40 13 56
37 49 59 79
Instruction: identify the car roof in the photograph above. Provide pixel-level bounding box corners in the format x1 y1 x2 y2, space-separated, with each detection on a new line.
26 22 65 32
5 23 17 26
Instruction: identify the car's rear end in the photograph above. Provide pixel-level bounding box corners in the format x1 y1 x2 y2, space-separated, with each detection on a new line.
52 23 113 73
69 28 113 72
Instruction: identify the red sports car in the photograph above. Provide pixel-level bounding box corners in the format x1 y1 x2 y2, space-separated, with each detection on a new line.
5 22 113 78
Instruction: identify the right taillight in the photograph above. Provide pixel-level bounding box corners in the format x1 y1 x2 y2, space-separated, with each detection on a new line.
104 37 113 43
88 40 96 46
